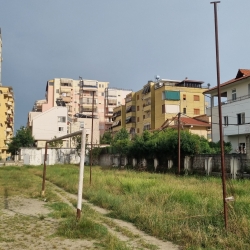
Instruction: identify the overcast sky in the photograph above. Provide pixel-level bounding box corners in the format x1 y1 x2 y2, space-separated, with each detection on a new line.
0 0 250 132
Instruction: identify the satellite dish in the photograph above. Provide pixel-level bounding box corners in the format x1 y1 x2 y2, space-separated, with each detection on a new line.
155 75 160 81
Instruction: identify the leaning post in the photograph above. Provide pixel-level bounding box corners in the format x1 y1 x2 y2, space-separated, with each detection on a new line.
77 128 86 219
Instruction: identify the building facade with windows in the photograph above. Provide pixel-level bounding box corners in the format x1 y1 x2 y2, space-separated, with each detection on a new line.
0 87 14 158
0 30 15 159
112 105 126 134
112 77 208 137
154 79 208 129
205 69 250 153
30 106 68 148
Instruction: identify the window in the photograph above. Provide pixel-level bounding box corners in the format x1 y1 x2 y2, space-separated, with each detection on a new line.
99 84 101 88
224 116 228 126
56 89 59 93
143 115 145 119
137 95 139 100
102 92 104 96
58 127 64 131
183 94 186 100
162 105 165 114
137 128 140 133
102 84 104 88
137 106 139 111
58 116 66 122
232 89 236 100
183 108 186 114
137 117 139 122
194 109 200 115
237 113 245 125
194 95 200 101
118 101 120 105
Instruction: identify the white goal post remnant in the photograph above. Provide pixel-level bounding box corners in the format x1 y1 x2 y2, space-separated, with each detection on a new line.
41 129 86 219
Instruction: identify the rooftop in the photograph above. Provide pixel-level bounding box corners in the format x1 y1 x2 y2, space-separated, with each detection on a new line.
204 69 250 94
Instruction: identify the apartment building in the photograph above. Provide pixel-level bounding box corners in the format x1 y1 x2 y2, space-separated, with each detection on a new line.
154 79 208 129
205 69 250 153
113 77 208 137
112 105 126 134
0 29 15 159
0 87 14 158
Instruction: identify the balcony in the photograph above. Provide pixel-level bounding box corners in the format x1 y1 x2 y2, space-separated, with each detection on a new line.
105 121 113 125
143 104 151 112
7 101 13 106
6 110 12 115
143 92 151 100
62 96 71 103
60 87 71 93
6 127 12 132
4 92 13 98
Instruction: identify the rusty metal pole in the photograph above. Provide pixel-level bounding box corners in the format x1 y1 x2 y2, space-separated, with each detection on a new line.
178 112 181 175
90 91 94 185
211 1 228 230
41 142 48 196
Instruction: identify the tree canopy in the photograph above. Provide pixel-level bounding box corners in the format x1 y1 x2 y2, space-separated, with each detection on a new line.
7 126 35 155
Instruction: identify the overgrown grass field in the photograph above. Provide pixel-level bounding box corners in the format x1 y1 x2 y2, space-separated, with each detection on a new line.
29 164 250 250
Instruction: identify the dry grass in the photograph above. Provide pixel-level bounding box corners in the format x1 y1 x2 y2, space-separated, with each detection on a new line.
28 164 250 250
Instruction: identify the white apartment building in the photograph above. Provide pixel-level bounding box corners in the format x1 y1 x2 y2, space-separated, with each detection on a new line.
205 69 250 154
30 106 68 148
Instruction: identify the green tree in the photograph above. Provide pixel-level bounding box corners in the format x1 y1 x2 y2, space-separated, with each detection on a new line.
100 131 112 144
113 128 129 143
48 136 63 148
7 126 35 155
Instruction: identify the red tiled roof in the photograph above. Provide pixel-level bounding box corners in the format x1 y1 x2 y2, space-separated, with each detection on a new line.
204 69 250 94
175 117 211 127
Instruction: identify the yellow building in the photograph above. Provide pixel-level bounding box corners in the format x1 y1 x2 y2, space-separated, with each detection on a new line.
0 87 14 159
113 78 208 137
154 79 208 129
112 105 126 134
125 92 136 138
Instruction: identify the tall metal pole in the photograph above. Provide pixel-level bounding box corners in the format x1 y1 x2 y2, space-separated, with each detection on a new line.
211 1 228 230
77 128 86 219
42 142 48 196
90 91 94 185
178 112 181 175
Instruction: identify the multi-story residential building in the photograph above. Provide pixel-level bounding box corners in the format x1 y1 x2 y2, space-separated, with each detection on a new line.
112 105 126 134
204 69 250 153
154 78 208 129
0 29 15 159
103 88 131 134
112 77 208 137
28 106 68 148
0 87 14 158
125 92 136 137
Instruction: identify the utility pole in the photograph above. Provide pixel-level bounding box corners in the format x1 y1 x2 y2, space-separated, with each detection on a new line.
90 91 94 185
211 1 228 230
178 112 181 175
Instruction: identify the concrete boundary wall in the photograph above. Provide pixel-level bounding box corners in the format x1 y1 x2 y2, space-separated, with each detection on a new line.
19 147 89 166
98 153 249 179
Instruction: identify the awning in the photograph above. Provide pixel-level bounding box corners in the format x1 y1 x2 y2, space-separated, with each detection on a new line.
165 91 180 100
112 120 121 127
126 106 132 112
126 117 131 123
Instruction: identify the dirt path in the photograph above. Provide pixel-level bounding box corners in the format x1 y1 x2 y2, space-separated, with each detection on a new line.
49 181 180 250
0 196 97 250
